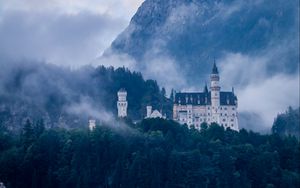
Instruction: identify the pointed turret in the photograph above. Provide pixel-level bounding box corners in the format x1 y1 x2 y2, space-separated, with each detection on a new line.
210 60 220 108
212 60 219 74
203 83 209 94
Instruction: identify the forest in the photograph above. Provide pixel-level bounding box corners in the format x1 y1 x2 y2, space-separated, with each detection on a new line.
0 118 299 188
272 107 300 139
0 62 172 131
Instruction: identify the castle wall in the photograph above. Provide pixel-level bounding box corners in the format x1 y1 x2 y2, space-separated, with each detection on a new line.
173 104 239 131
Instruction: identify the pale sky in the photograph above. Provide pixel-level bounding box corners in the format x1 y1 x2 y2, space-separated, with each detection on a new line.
0 0 144 66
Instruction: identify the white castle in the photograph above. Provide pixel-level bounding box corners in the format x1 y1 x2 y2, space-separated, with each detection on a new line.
88 88 128 131
173 63 239 131
117 88 128 118
88 119 96 131
145 105 166 119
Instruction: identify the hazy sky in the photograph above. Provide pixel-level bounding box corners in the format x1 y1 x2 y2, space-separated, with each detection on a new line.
0 0 144 67
0 0 298 130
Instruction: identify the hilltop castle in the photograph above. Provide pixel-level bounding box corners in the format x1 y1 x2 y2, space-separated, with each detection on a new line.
117 88 128 118
173 63 239 131
115 63 239 131
116 89 165 119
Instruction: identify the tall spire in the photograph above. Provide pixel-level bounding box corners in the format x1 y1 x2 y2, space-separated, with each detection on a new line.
212 58 219 74
203 82 208 93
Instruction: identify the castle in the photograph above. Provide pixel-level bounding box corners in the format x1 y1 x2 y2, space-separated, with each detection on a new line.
114 63 238 131
146 106 166 119
117 88 128 118
173 63 239 131
116 89 165 119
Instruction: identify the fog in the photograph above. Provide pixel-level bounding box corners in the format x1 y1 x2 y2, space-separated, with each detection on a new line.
102 0 299 131
0 0 144 67
0 0 298 132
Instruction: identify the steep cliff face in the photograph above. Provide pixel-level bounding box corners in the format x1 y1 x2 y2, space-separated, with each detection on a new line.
107 0 298 84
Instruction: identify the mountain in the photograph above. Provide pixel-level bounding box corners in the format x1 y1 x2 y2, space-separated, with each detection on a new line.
107 0 299 85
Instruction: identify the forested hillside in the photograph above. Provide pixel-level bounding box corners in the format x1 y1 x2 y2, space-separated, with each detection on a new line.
0 118 299 188
272 107 300 139
0 61 172 131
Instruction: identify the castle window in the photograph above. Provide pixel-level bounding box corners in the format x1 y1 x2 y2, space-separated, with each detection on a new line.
220 107 222 110
231 124 234 127
220 113 222 116
231 119 234 122
232 114 235 116
208 113 210 116
232 108 235 110
225 114 227 116
223 119 226 122
224 107 227 110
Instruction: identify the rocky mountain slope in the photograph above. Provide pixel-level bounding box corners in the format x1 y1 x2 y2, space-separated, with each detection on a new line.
107 0 298 84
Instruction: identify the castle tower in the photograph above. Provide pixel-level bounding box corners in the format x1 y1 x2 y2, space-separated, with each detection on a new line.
89 119 96 131
210 62 220 106
117 89 128 118
210 61 220 123
146 106 152 118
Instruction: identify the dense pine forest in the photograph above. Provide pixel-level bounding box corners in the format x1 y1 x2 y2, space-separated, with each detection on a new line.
0 61 172 131
0 118 299 188
272 107 300 140
0 0 299 187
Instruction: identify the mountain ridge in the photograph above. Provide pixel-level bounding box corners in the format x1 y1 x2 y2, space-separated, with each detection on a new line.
106 0 299 85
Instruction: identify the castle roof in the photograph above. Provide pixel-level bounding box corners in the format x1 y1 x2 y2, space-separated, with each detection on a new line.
174 92 237 106
212 62 219 74
203 84 209 93
118 88 127 92
150 110 163 118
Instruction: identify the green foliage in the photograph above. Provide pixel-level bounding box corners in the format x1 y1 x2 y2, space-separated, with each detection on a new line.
272 106 300 139
0 119 299 188
0 65 172 131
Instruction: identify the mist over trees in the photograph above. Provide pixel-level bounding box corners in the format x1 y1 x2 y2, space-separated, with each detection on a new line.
0 61 299 188
0 60 172 131
0 118 299 188
272 107 300 140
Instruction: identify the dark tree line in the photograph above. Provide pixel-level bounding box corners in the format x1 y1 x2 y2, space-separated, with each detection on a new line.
272 106 300 140
0 62 172 131
0 118 299 188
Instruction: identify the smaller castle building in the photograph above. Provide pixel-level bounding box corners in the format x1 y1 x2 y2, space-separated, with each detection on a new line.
145 106 166 119
88 119 96 131
117 89 128 118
